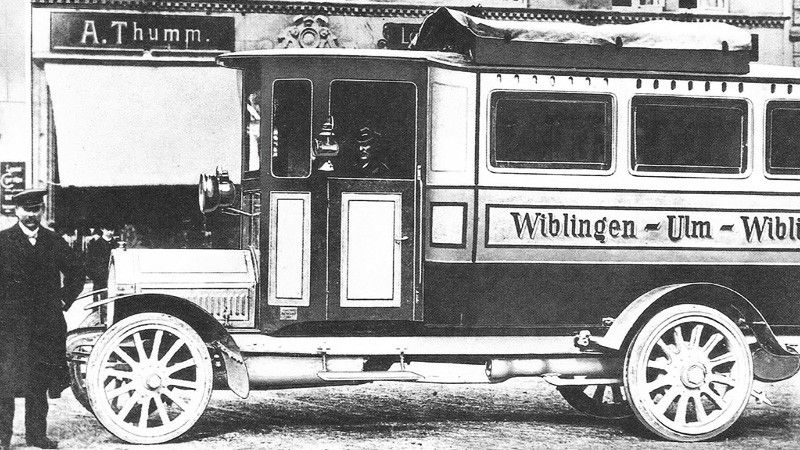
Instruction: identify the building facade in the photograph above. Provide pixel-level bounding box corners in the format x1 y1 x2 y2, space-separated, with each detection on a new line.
0 0 793 244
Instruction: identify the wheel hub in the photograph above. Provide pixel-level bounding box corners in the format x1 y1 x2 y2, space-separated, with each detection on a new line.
145 374 163 390
680 363 707 389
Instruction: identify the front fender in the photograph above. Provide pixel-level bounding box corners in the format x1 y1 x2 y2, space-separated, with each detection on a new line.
86 293 250 398
595 282 799 382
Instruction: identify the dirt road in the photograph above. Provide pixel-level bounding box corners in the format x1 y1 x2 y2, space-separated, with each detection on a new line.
7 372 800 449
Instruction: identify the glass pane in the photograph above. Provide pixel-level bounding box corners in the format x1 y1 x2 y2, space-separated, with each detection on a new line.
767 102 800 175
271 79 311 178
490 92 612 170
329 81 416 179
632 96 747 174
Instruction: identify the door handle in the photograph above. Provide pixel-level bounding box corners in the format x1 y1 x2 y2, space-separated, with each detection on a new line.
395 235 409 243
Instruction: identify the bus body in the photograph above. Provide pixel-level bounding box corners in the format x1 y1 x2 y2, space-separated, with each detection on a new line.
69 8 800 444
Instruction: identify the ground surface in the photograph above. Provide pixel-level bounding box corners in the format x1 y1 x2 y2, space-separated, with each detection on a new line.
7 371 800 449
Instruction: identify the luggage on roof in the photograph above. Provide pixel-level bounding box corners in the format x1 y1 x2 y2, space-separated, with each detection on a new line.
410 7 758 74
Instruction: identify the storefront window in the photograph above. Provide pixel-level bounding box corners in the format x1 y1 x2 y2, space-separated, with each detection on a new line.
490 92 613 171
632 96 747 174
328 80 416 179
271 79 312 178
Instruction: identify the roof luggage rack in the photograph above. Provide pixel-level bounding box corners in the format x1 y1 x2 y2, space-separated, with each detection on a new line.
410 7 758 74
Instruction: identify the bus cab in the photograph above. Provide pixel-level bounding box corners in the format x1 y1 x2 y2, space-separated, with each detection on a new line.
72 8 800 444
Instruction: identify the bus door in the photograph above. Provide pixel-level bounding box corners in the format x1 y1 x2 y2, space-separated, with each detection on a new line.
323 80 420 322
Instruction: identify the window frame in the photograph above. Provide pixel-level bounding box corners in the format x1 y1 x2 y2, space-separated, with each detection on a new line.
765 100 800 179
629 95 751 179
269 78 313 180
487 90 616 176
327 78 419 180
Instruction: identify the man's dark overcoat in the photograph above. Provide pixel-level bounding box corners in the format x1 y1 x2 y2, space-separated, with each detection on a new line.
0 225 85 397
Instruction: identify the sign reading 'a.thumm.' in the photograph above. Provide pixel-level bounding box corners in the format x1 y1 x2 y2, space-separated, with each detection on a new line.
50 12 235 53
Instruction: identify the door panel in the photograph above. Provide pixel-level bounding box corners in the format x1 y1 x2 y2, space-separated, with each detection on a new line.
327 179 415 321
267 192 311 306
340 193 402 307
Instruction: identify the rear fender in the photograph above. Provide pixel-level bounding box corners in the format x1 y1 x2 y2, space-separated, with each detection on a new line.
88 293 250 398
595 282 799 382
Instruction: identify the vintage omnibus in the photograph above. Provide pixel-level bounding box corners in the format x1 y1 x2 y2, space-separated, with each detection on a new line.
68 7 800 444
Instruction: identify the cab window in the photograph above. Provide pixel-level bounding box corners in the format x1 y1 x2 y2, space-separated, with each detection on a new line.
490 92 613 171
271 79 312 178
632 96 748 174
244 69 261 173
766 101 800 176
328 80 416 179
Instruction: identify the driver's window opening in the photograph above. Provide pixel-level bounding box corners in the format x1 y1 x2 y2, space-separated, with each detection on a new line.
272 79 312 178
328 80 417 179
244 69 261 173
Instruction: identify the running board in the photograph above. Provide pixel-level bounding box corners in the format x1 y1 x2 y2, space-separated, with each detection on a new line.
317 371 423 382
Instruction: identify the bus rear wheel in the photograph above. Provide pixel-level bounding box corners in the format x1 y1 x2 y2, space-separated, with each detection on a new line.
624 304 753 442
557 383 632 419
85 313 213 444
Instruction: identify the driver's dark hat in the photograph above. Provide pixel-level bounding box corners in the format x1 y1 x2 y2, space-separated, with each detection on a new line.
11 188 47 208
357 127 381 144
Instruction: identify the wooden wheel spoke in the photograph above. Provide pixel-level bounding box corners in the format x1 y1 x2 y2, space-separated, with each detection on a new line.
673 393 689 426
708 373 736 387
702 333 723 356
103 368 135 381
701 386 727 409
166 358 196 375
112 348 139 369
592 385 606 403
160 339 185 366
645 376 672 393
106 382 136 400
654 386 681 414
155 395 171 426
656 338 675 359
647 357 669 371
692 392 709 422
710 352 736 367
138 397 151 428
150 330 164 361
133 332 148 363
611 385 624 403
672 326 685 352
116 392 139 421
165 377 200 390
689 324 704 349
161 388 190 413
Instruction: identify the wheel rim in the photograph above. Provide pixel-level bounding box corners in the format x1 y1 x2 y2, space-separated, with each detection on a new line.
558 384 632 419
626 306 752 440
86 314 212 444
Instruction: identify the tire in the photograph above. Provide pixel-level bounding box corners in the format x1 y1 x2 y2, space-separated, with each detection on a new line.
558 383 633 419
67 330 103 413
85 313 213 444
623 304 753 442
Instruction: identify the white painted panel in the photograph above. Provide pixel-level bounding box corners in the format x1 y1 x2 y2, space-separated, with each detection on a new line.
431 204 465 246
275 199 305 299
269 192 311 306
431 82 468 172
341 193 402 307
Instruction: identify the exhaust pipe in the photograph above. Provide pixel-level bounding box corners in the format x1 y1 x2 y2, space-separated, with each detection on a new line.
486 357 623 382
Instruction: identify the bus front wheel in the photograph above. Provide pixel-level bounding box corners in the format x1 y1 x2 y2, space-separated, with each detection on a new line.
623 304 753 442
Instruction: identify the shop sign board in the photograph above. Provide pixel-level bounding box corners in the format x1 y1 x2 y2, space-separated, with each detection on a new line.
381 23 421 50
50 12 235 53
0 162 25 216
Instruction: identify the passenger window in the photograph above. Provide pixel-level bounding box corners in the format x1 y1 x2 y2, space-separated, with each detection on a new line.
632 96 748 174
328 80 416 179
766 101 800 176
489 92 613 171
271 79 312 178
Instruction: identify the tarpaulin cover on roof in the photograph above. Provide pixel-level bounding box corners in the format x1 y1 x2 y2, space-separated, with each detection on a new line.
411 7 757 73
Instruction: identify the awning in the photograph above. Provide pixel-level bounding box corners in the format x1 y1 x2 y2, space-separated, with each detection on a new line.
46 63 241 186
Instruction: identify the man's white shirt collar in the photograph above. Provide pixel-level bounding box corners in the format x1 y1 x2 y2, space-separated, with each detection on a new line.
18 222 39 243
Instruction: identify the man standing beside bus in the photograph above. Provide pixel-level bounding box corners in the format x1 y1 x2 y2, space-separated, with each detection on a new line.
0 188 85 449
